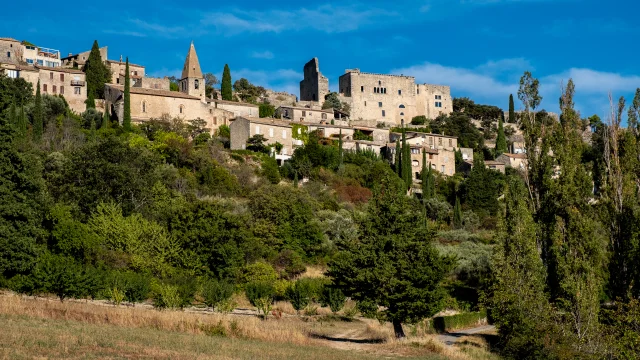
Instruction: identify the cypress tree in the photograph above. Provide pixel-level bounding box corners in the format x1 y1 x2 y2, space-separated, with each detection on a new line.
508 94 515 123
338 129 343 167
293 172 299 188
17 106 27 137
495 112 508 157
453 196 462 229
123 58 131 132
83 40 109 107
33 80 43 141
103 106 109 129
221 64 232 101
8 102 17 128
394 139 401 176
401 129 412 189
421 149 428 197
89 118 96 141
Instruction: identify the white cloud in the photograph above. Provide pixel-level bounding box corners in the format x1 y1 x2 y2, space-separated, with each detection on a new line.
251 51 275 60
103 29 147 38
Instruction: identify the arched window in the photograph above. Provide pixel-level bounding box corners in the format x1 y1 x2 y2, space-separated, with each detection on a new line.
142 101 146 113
399 104 405 108
400 112 404 116
194 79 199 89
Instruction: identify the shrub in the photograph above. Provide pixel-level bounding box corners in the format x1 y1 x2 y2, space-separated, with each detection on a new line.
411 115 428 126
153 283 183 309
202 279 234 311
425 198 452 223
320 285 346 313
433 311 487 333
273 279 293 301
461 211 480 232
296 277 327 302
245 281 275 319
273 250 305 280
108 287 125 305
201 320 227 337
107 271 151 304
239 261 278 285
33 253 102 302
286 281 310 313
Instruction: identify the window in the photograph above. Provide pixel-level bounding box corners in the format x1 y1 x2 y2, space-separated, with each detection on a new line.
378 102 382 107
400 112 404 116
213 117 217 125
382 110 386 117
322 113 327 120
43 84 47 92
361 86 364 92
209 109 212 114
37 59 43 65
378 80 382 86
429 137 433 145
435 95 442 100
302 111 306 117
116 78 120 84
134 71 138 76
60 86 64 95
269 128 274 137
60 74 64 81
398 90 402 95
255 126 260 134
435 102 442 108
74 87 80 95
429 154 433 160
383 88 387 94
411 149 419 154
284 109 289 117
6 52 10 58
364 101 367 106
26 59 33 64
449 139 452 147
399 104 405 108
417 87 420 94
282 130 287 139
50 72 53 80
441 165 445 173
6 70 18 79
142 101 146 113
194 79 199 89
412 160 419 167
179 105 184 114
438 138 442 146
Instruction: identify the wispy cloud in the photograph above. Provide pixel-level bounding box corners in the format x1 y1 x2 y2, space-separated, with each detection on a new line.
251 51 275 60
103 29 147 38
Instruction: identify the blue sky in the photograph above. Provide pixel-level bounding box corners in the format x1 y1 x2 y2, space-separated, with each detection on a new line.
2 0 639 118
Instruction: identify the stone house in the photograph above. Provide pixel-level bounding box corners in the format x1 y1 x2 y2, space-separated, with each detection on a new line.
37 66 87 113
108 59 145 85
208 99 260 118
497 153 527 170
509 134 526 154
343 140 384 155
386 143 456 177
305 123 355 141
390 131 458 152
459 160 506 174
61 46 108 69
230 116 294 164
276 105 333 123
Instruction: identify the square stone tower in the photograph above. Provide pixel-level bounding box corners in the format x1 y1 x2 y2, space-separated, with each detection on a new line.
179 41 205 101
299 57 329 102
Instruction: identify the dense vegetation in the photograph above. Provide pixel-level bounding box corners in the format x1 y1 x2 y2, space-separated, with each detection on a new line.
0 69 639 359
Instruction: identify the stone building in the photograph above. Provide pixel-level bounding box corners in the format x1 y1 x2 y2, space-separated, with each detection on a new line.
334 67 452 126
0 38 61 68
275 105 333 123
208 99 260 118
37 66 87 113
108 59 145 85
458 160 506 175
496 153 527 170
299 58 329 102
386 143 456 177
390 131 458 152
61 46 108 68
230 116 295 164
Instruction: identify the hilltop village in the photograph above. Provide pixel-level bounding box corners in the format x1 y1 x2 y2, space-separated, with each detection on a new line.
0 38 531 179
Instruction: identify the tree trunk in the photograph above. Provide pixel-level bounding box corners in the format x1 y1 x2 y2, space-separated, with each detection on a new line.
392 319 405 339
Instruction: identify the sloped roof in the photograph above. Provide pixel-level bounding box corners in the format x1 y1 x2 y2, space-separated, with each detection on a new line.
181 42 202 79
107 84 200 100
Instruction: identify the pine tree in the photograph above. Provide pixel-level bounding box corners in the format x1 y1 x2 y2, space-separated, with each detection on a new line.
83 40 109 107
394 139 402 176
33 80 43 141
495 112 508 157
221 64 232 101
508 94 515 123
453 196 462 229
123 58 131 132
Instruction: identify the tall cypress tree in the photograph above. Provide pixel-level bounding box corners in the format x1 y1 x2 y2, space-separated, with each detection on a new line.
102 106 109 130
8 102 17 128
338 129 343 167
495 112 508 157
453 196 462 229
421 149 429 197
401 129 412 189
221 64 232 101
395 139 402 176
33 80 43 140
123 58 131 132
508 94 515 124
83 40 109 107
17 106 27 137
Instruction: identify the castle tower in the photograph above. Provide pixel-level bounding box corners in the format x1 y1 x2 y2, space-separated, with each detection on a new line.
179 41 205 101
300 57 329 102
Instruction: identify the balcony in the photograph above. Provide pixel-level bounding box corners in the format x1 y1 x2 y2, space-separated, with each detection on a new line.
71 80 85 86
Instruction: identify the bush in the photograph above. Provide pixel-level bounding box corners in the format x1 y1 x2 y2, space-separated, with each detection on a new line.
320 285 346 313
153 283 183 309
411 115 428 126
433 311 487 333
32 253 102 302
107 271 151 303
425 198 452 223
273 279 293 301
273 250 305 280
286 281 311 313
153 275 198 309
202 279 234 311
261 156 281 184
239 261 278 285
245 281 275 319
296 277 327 302
461 211 480 232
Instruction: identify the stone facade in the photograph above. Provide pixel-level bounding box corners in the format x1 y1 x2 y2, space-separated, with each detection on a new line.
263 90 297 107
208 99 260 118
37 66 87 113
497 153 527 170
390 131 458 151
107 60 145 85
459 160 506 174
276 106 333 123
299 58 329 102
61 46 108 68
387 143 456 177
137 76 170 91
336 68 452 125
230 117 294 162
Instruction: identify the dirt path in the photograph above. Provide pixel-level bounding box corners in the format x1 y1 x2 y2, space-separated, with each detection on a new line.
437 325 496 346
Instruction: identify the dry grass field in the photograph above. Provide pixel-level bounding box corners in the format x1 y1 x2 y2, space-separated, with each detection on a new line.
0 293 499 360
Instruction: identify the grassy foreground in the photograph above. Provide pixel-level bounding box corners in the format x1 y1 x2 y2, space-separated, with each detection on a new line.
0 293 497 359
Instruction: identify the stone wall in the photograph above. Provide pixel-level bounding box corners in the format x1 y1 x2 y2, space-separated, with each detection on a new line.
211 99 260 118
38 67 87 114
338 69 417 125
138 77 170 91
263 90 297 107
299 58 328 102
231 117 294 155
108 61 145 85
276 106 333 123
416 84 452 120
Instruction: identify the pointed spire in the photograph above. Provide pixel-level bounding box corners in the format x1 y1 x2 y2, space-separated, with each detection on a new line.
181 42 203 79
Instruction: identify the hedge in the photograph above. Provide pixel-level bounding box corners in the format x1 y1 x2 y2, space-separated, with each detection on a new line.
433 310 487 333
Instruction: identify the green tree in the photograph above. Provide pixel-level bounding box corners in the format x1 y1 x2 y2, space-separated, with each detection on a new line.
233 78 266 103
0 114 44 279
202 279 234 311
33 79 44 140
400 129 412 190
33 253 100 302
338 129 343 167
247 134 269 154
322 92 341 110
221 64 232 101
453 197 462 229
421 149 435 200
102 107 109 129
495 112 508 156
262 156 281 184
245 281 275 319
123 58 131 132
411 115 428 126
204 73 218 98
464 155 504 217
508 94 516 124
83 40 109 105
320 285 346 314
327 173 454 338
259 103 275 118
286 280 310 314
394 139 401 176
